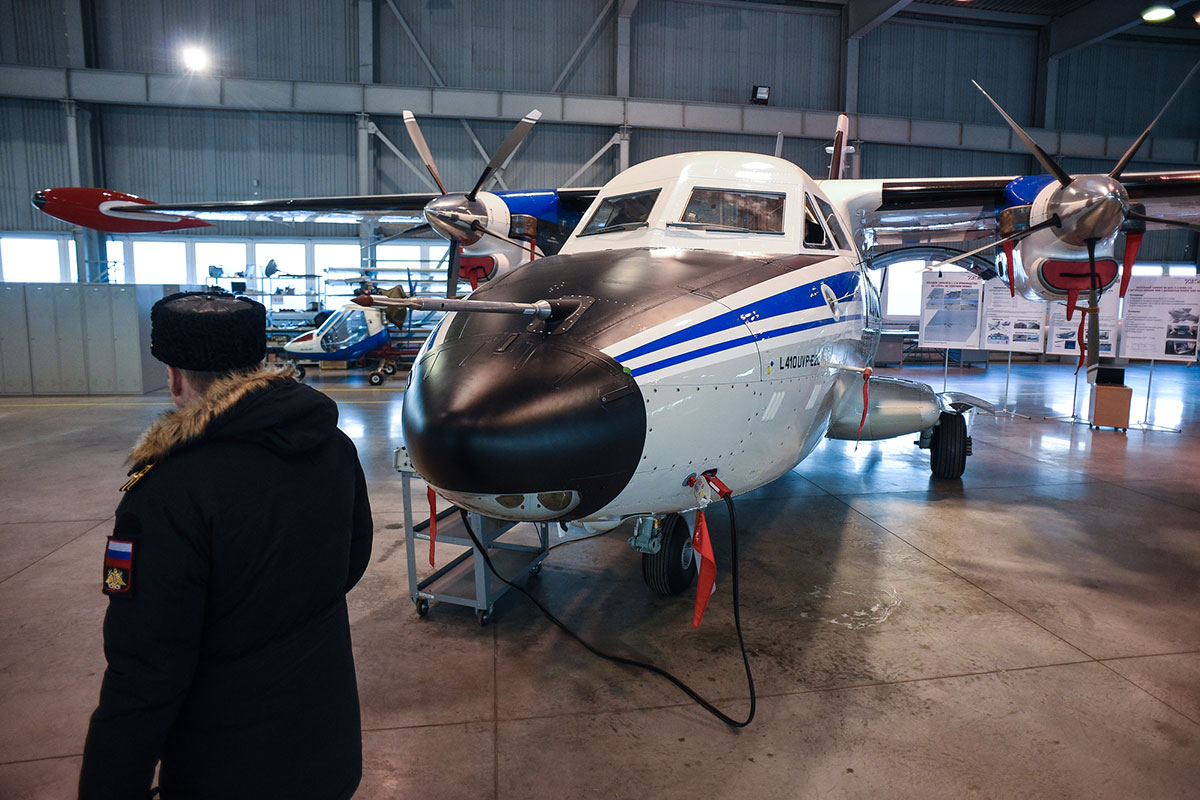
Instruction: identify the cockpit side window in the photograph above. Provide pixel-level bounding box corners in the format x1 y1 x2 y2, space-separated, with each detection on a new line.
321 309 370 352
803 195 831 249
578 188 662 236
674 188 785 233
813 196 851 251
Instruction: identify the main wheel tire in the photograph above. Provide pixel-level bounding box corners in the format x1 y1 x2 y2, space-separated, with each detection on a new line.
368 371 384 386
642 513 696 596
294 364 306 381
930 411 968 479
383 362 397 375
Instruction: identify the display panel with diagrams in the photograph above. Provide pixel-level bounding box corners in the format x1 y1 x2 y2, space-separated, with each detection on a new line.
918 272 983 348
1046 288 1119 357
1119 275 1200 362
980 278 1047 353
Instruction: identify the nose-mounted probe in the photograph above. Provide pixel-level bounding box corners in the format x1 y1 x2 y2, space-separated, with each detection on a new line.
353 293 582 324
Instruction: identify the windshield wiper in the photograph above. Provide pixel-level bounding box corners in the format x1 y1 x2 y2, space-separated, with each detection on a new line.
578 221 648 236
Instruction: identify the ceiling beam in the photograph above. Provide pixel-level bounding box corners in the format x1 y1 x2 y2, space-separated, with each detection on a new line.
1049 0 1191 59
847 0 913 40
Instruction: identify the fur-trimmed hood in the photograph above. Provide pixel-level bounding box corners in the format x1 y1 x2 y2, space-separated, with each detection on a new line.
130 365 339 468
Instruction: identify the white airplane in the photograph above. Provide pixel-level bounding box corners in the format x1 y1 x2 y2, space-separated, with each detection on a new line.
32 72 1200 599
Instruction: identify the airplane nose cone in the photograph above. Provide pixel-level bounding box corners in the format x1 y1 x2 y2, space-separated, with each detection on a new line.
31 190 47 210
402 332 646 521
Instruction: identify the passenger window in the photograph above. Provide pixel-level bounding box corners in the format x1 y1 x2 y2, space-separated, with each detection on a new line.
814 196 851 251
579 189 662 236
674 188 785 233
804 196 831 249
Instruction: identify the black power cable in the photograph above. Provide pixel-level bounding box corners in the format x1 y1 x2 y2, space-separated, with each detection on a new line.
458 493 756 728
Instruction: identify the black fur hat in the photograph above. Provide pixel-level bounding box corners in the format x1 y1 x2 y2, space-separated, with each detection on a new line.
150 292 266 371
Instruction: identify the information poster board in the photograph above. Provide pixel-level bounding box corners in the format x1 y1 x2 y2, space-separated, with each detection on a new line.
1119 275 1200 362
981 278 1047 353
918 272 983 348
1046 289 1119 357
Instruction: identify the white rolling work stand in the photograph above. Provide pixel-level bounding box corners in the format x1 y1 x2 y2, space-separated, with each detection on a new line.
395 447 551 625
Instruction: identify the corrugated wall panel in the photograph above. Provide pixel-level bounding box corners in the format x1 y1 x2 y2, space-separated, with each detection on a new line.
0 0 68 67
863 143 1032 180
378 0 615 94
0 99 73 232
860 19 1039 126
632 0 840 109
631 129 830 177
1056 40 1200 139
100 106 357 238
94 0 356 82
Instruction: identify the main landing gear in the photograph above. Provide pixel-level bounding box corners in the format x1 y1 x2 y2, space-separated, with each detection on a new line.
924 411 971 479
635 513 697 596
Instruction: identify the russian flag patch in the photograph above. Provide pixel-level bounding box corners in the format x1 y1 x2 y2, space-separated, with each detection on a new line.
103 537 134 595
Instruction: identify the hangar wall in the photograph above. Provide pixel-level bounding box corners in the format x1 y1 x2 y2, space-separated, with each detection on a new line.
0 0 1196 264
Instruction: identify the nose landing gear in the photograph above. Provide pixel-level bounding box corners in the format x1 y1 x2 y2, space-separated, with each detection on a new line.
638 513 697 596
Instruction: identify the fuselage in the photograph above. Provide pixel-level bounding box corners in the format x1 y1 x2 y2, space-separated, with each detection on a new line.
401 153 882 524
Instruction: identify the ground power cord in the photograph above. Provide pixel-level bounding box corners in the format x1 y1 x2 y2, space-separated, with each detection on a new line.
458 493 756 728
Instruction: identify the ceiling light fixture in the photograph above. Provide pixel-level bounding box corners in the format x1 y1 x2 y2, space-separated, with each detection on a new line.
181 46 210 72
1141 5 1176 22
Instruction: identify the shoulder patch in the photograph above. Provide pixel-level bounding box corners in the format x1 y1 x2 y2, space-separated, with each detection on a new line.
103 537 135 596
120 462 155 493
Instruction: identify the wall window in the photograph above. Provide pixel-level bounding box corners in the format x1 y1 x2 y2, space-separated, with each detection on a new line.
315 243 362 308
0 237 63 282
105 240 126 283
255 242 310 311
195 242 249 282
1168 265 1198 277
882 259 927 317
131 241 187 284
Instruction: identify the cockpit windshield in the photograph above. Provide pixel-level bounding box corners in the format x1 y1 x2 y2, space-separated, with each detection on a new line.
672 188 785 233
578 188 662 236
319 308 370 352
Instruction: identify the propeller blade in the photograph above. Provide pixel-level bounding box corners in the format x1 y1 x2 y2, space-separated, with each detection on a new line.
446 243 460 298
1126 209 1200 234
972 81 1072 188
467 110 542 201
1084 238 1101 377
402 110 448 195
927 214 1062 271
1110 60 1200 180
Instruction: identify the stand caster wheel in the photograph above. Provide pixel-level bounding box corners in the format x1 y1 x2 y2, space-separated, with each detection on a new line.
368 372 384 386
383 363 397 375
476 609 492 626
415 598 429 617
528 562 542 575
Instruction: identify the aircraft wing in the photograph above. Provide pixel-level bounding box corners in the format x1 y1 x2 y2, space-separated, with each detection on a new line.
97 192 437 226
821 170 1200 249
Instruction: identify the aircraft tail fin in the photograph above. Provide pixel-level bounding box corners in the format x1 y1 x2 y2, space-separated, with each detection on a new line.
827 114 850 180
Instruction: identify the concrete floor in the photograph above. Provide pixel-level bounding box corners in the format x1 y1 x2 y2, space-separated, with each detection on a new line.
1 360 1198 798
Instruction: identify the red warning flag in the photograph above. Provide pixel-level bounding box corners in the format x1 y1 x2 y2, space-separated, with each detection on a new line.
692 509 717 628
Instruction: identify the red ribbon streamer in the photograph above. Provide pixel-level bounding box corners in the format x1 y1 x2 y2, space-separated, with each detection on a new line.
691 509 717 628
427 487 438 567
856 367 873 445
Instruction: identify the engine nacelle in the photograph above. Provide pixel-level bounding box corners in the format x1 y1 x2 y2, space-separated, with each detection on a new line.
826 376 941 441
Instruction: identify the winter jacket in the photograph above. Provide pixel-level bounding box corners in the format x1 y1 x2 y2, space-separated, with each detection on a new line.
79 366 373 800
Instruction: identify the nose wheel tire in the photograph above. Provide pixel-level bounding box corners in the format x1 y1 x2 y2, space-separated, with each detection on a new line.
294 364 306 381
930 411 968 479
642 512 697 596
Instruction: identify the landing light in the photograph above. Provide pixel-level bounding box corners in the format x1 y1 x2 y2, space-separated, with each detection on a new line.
1141 5 1175 22
181 46 210 72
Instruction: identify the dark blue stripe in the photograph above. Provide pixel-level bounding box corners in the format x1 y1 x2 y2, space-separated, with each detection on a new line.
630 314 863 377
615 271 860 362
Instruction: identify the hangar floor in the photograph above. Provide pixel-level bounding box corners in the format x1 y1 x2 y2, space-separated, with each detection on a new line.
1 360 1198 798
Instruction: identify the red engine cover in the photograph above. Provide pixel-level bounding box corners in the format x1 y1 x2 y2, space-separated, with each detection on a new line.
31 187 211 233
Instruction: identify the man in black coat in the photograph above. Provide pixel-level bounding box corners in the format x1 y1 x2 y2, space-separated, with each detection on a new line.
80 292 373 800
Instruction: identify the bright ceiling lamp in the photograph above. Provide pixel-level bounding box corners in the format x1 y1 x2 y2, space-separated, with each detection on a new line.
1141 5 1175 22
181 46 210 72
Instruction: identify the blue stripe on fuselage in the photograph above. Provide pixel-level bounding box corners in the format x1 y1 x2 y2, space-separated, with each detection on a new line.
615 270 860 363
628 314 863 377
